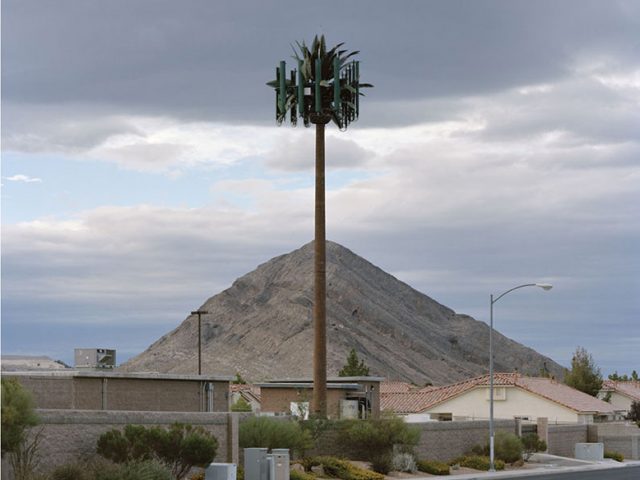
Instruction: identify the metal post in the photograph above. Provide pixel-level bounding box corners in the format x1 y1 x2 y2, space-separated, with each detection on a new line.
489 294 495 472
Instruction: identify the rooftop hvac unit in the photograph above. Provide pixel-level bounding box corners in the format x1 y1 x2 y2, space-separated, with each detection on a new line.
74 348 116 369
205 463 237 480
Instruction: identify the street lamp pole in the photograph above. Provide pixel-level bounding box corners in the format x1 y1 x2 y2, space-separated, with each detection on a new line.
489 283 552 472
191 310 208 375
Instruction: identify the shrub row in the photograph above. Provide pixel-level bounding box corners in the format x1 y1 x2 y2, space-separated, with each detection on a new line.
301 456 384 480
604 451 624 462
451 455 505 471
416 459 450 475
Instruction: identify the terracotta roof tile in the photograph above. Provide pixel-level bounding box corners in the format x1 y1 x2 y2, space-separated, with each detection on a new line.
602 380 640 401
381 373 614 415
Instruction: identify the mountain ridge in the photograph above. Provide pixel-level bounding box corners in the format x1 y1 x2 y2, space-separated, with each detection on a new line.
120 241 565 384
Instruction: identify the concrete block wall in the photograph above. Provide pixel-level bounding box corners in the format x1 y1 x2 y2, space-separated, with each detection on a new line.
547 424 588 458
414 420 515 462
8 409 243 477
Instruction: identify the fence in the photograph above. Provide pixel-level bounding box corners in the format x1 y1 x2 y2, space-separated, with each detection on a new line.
1 409 245 480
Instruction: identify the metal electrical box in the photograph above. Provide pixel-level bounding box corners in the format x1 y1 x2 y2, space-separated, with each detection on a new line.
267 451 290 480
205 463 237 480
74 348 116 369
340 400 359 419
244 448 269 480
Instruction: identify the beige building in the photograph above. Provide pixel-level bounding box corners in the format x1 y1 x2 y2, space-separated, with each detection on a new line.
257 376 383 419
5 370 232 412
598 380 640 414
382 373 617 424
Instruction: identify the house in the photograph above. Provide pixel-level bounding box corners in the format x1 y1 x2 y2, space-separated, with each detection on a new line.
230 383 262 412
4 370 233 412
381 373 618 424
598 380 640 414
257 376 383 419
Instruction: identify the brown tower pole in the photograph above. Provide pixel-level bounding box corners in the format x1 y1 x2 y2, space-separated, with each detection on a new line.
313 117 329 417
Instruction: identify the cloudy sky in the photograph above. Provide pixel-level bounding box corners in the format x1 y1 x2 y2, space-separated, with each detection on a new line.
2 0 638 375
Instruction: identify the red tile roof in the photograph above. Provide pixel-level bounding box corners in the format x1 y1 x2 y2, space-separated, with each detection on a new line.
380 381 416 394
381 373 614 415
602 380 640 401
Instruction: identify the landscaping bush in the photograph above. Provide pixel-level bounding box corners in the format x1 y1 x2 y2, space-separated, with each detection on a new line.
493 432 523 463
450 456 504 471
604 451 624 462
392 452 417 473
96 423 217 480
521 433 547 460
51 463 91 480
95 459 172 480
336 414 420 473
301 456 384 480
416 459 450 475
239 416 313 458
290 469 316 480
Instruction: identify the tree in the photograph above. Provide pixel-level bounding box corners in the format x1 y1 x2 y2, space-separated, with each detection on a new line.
231 397 252 412
338 349 370 377
564 347 603 397
627 400 640 425
268 35 371 418
1 378 38 456
232 372 247 385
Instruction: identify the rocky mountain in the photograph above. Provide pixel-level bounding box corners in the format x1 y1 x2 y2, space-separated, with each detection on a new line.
120 241 564 384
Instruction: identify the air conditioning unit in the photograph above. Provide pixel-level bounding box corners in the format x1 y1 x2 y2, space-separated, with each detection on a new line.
205 463 237 480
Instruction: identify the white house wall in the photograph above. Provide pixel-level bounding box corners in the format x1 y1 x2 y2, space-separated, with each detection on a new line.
424 386 581 423
603 392 634 412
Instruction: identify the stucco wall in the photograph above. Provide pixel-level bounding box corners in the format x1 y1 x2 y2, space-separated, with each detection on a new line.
425 386 580 423
0 409 242 479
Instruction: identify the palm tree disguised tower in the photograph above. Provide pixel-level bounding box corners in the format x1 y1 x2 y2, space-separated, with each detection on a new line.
268 36 371 417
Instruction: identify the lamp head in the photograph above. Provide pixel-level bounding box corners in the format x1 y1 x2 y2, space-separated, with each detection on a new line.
535 283 553 291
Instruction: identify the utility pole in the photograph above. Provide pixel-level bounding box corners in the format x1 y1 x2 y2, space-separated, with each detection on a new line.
191 309 208 375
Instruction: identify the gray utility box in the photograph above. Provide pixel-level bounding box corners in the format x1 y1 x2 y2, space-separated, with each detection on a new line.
267 450 290 480
575 443 604 461
205 463 237 480
244 448 269 480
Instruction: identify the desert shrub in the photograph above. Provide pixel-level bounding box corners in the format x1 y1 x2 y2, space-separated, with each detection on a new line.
239 416 313 458
451 456 504 471
95 459 172 480
302 456 384 480
336 414 420 473
493 432 523 463
604 451 624 462
51 463 91 480
189 473 204 480
521 433 547 460
290 469 316 480
392 452 416 473
416 459 450 475
96 423 217 480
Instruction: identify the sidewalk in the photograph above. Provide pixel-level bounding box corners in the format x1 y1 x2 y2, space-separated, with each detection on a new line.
412 454 640 479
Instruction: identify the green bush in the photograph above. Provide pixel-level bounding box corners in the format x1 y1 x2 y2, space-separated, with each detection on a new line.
521 433 547 460
451 456 504 471
231 397 252 412
604 451 624 462
96 423 217 480
1 378 39 456
239 416 313 458
336 414 420 473
493 432 523 463
51 463 91 480
302 456 384 480
290 469 316 480
95 459 172 480
416 459 450 475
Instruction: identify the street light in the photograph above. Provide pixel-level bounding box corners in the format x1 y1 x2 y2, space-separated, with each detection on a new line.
191 310 208 375
489 283 552 471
